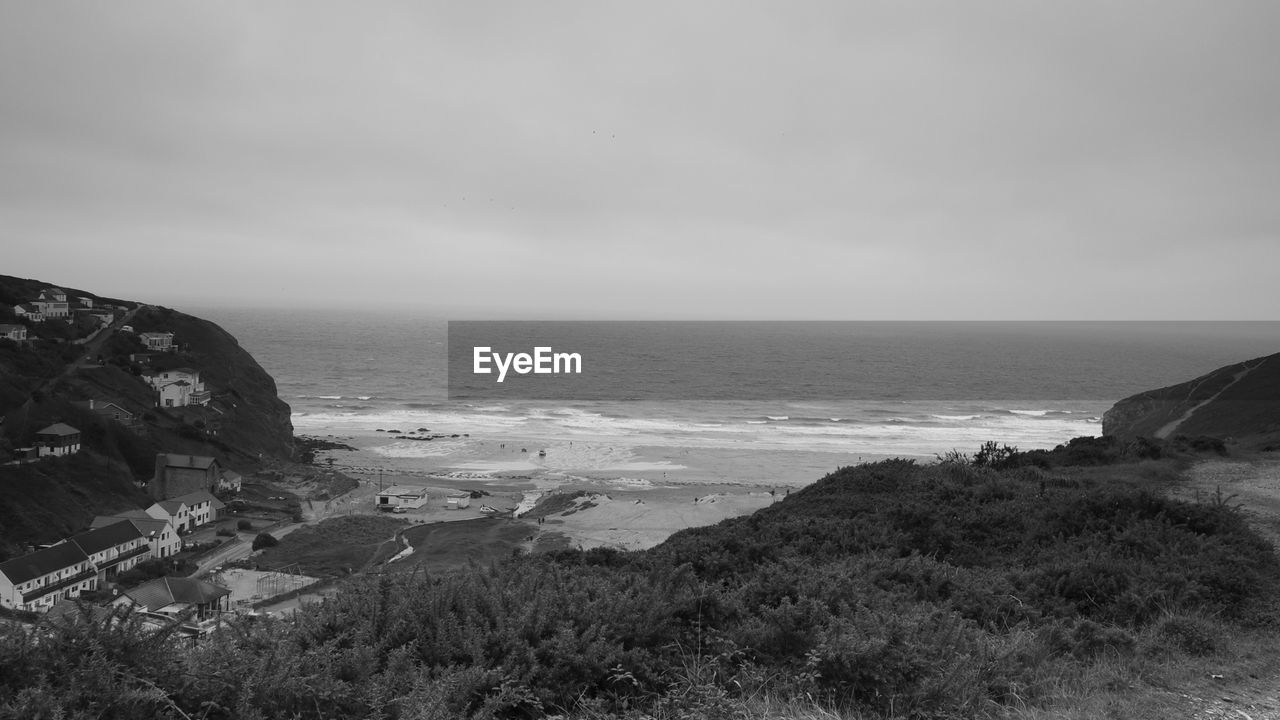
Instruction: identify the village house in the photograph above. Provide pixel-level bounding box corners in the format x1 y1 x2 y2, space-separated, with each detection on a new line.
146 499 191 534
73 399 142 431
91 511 181 559
35 423 81 457
446 492 472 510
173 490 224 528
151 453 220 499
68 520 151 583
34 288 70 319
75 296 93 309
0 324 27 342
376 485 430 512
114 576 230 621
13 304 44 322
0 543 97 612
217 470 242 493
145 367 211 407
138 331 175 352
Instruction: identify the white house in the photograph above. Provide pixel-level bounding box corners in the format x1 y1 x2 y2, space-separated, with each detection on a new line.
217 470 242 493
91 511 181 560
146 499 191 534
173 490 224 528
145 368 211 407
446 492 471 509
0 543 97 612
68 520 151 582
0 324 27 342
138 332 174 352
34 289 70 319
13 304 44 322
376 485 430 511
146 491 222 533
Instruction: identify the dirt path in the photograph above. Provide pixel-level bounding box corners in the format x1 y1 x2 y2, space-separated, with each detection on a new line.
1174 455 1280 550
1158 456 1280 719
1154 360 1262 439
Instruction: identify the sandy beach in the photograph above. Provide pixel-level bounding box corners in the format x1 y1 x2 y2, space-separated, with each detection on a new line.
300 430 823 552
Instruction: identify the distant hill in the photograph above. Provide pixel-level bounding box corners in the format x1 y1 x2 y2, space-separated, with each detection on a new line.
1102 352 1280 448
0 274 295 558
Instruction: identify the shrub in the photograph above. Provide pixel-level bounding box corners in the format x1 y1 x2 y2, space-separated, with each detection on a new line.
216 526 236 537
237 519 253 531
252 532 278 551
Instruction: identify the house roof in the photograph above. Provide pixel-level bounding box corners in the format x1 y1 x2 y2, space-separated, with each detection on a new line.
378 485 426 497
139 331 172 338
123 576 230 612
159 454 217 470
0 324 24 332
46 599 118 626
0 543 90 585
154 500 188 515
90 514 171 538
36 423 79 436
173 490 224 510
69 520 144 555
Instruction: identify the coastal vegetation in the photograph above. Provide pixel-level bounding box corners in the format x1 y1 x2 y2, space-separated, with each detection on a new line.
2 443 1276 719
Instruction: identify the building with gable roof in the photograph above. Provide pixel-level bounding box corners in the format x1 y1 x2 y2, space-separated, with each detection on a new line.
146 499 192 534
145 367 210 407
172 490 225 528
0 543 97 612
91 511 181 559
0 323 26 342
114 576 230 621
35 423 81 457
68 520 151 582
151 453 221 500
13 303 44 322
34 288 69 319
138 331 174 352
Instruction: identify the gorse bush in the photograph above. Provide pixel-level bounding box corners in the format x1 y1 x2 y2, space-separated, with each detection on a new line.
0 457 1277 719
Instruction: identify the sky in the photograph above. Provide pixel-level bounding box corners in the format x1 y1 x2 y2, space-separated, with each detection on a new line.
2 2 1278 319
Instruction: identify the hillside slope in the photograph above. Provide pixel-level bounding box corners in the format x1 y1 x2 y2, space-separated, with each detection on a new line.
1102 351 1280 447
0 274 295 558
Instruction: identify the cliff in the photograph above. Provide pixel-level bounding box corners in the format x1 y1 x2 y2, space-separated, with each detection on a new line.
0 274 294 558
1102 352 1280 447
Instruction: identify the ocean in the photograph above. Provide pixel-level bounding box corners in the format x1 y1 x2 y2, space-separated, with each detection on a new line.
187 308 1280 485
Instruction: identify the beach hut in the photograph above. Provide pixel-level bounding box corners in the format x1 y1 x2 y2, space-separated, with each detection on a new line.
446 492 471 510
376 486 429 511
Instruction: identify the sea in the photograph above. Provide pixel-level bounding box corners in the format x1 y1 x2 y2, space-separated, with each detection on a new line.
188 308 1280 482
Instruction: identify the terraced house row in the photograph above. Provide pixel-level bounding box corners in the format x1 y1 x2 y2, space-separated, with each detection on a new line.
0 486 227 613
0 520 151 613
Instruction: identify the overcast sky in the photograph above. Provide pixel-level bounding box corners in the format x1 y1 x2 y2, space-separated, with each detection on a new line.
2 2 1277 319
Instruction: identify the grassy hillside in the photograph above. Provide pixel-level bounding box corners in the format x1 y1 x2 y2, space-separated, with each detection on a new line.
0 275 296 559
0 452 150 558
1104 352 1280 448
2 448 1276 719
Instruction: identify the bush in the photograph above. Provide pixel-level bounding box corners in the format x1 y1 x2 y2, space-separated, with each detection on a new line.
237 519 253 531
252 532 278 551
216 525 236 537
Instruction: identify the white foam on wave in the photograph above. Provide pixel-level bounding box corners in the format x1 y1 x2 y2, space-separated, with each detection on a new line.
767 415 790 421
931 414 980 421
